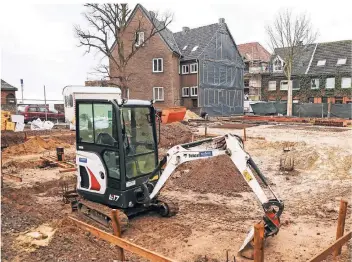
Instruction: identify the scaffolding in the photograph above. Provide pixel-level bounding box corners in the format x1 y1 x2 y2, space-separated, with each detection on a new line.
198 29 244 116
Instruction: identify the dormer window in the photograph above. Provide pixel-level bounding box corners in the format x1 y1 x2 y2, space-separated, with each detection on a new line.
183 45 188 50
317 60 326 66
273 57 284 72
337 58 347 65
192 46 198 52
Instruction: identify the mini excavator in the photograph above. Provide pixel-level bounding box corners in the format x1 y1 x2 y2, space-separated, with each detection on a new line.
70 94 284 257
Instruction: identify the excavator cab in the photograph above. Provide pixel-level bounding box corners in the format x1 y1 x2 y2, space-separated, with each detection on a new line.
75 99 161 215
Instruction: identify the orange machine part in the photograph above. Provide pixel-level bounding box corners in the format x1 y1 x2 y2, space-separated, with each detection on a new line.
161 106 186 124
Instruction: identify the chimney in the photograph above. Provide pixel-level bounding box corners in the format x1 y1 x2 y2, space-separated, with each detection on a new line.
182 27 190 33
219 18 225 24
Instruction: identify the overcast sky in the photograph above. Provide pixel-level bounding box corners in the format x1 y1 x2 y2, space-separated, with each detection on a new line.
0 0 351 103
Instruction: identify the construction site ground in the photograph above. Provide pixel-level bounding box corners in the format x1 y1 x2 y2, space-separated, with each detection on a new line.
1 122 351 261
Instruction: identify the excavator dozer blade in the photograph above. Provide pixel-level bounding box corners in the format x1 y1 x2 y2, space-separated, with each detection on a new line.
238 226 255 259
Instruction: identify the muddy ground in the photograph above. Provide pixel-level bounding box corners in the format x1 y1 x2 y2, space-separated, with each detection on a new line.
1 123 351 261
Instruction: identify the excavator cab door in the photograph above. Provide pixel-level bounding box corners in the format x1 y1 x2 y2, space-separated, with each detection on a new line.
75 100 122 200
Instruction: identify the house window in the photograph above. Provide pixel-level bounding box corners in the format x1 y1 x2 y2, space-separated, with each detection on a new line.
273 57 283 72
152 58 163 73
280 80 291 91
192 99 198 108
337 58 347 65
190 63 198 73
192 46 198 52
292 79 300 90
135 32 144 46
326 78 335 89
317 60 326 66
190 86 198 97
244 79 250 87
311 79 319 89
153 87 164 101
6 94 16 104
182 87 189 97
268 81 276 91
182 65 189 74
341 77 351 88
335 97 343 104
308 97 314 103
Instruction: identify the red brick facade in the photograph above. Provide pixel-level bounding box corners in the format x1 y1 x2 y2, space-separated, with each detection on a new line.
109 8 181 109
1 90 16 105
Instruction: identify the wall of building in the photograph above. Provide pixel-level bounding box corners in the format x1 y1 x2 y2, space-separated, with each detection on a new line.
261 73 352 103
1 90 16 105
180 61 198 109
198 26 244 116
109 8 179 109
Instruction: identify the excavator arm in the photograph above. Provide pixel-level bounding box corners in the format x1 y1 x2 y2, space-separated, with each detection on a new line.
147 134 284 257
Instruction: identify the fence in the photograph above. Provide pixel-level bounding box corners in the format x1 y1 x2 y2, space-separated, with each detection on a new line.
250 102 352 119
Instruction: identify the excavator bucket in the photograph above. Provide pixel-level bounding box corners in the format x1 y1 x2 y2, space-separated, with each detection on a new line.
238 226 255 259
161 106 186 123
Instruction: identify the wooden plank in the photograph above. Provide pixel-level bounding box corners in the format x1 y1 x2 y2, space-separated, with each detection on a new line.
334 200 348 256
254 223 264 262
111 210 125 261
59 167 77 173
69 216 176 262
40 157 72 169
308 231 352 262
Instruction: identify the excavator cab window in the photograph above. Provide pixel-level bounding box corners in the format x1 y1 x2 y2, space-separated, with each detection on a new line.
121 107 157 180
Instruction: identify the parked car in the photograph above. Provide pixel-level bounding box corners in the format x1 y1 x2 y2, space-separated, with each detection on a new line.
18 105 65 123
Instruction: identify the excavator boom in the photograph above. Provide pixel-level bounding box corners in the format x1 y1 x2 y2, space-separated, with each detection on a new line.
147 134 284 257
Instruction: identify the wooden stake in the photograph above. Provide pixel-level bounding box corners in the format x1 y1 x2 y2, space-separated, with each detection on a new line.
254 223 264 262
111 209 125 261
334 200 348 257
243 128 247 141
308 231 352 262
69 216 175 262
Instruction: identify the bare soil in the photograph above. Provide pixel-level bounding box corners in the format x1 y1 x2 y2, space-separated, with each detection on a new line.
166 155 250 196
159 122 194 147
2 136 71 157
1 123 351 262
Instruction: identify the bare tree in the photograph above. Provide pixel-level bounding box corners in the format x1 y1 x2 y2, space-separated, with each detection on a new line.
74 4 173 97
266 9 317 116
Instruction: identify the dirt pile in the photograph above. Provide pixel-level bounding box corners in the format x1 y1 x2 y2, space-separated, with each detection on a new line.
3 136 71 156
293 149 319 170
159 122 193 148
168 155 253 196
184 110 201 121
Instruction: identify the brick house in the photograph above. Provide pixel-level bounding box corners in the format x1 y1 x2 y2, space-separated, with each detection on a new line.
108 4 244 116
237 42 271 101
1 79 18 105
261 40 352 104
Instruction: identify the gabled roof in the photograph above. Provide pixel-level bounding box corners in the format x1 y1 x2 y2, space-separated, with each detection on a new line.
173 23 219 60
237 42 271 62
272 44 316 75
307 40 351 74
1 79 18 91
110 4 181 55
137 4 181 55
